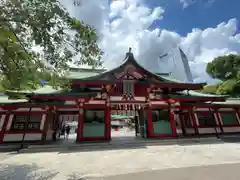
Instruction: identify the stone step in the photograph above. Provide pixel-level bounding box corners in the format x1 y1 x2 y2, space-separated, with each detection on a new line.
0 144 21 152
20 137 222 153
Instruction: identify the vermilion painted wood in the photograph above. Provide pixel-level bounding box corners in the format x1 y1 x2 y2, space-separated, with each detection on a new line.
147 106 154 137
105 104 111 140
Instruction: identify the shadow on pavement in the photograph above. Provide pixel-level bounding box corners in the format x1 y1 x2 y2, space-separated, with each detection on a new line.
19 136 225 154
22 143 148 154
3 135 240 154
0 164 59 180
0 164 94 180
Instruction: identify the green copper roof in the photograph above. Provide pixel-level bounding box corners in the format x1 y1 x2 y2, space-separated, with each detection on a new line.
6 85 61 95
212 98 240 105
180 90 228 98
66 68 106 79
157 74 184 83
0 94 28 104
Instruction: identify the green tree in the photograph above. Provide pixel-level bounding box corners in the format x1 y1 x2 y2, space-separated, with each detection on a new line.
201 84 220 94
0 0 103 91
216 79 240 96
205 54 240 96
206 54 240 81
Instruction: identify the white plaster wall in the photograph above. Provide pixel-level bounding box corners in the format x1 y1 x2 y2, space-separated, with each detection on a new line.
185 128 195 134
87 100 105 104
13 108 29 112
195 108 209 111
46 131 53 141
198 128 218 134
13 108 44 112
3 134 23 142
3 133 43 142
24 133 42 141
65 101 77 105
151 101 168 105
223 127 240 133
218 108 234 111
176 128 183 134
58 108 78 111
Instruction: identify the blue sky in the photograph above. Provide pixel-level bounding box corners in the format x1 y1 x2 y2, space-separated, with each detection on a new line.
146 0 240 36
69 0 240 82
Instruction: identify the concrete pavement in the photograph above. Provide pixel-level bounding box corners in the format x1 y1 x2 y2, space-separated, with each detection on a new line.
2 143 240 179
0 153 11 161
101 163 240 180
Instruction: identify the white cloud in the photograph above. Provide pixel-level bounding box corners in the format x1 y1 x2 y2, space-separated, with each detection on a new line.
63 0 240 83
179 0 217 8
180 0 196 8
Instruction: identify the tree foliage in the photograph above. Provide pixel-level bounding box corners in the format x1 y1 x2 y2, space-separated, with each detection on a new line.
204 54 240 96
0 0 103 91
201 84 219 94
206 54 240 81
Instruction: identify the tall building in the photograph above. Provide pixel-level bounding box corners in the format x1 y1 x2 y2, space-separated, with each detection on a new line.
179 48 194 82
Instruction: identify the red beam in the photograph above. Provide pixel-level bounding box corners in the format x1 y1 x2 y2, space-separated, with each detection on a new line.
174 105 240 109
152 83 204 90
151 97 226 102
72 81 115 85
31 96 90 101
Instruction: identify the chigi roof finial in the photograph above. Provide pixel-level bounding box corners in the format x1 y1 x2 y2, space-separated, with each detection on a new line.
129 47 132 53
124 47 134 61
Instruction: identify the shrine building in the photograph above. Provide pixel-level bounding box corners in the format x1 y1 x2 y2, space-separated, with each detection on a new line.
1 48 240 144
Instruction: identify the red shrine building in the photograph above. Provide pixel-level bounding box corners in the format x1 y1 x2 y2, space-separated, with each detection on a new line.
1 48 240 144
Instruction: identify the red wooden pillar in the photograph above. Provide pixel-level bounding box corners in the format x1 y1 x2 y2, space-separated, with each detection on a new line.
169 107 177 137
189 109 199 135
105 102 111 141
0 113 10 144
147 105 154 137
77 108 84 142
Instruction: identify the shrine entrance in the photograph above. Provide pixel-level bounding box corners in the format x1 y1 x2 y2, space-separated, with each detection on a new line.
110 103 147 143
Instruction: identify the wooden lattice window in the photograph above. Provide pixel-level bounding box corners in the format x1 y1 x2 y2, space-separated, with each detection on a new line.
11 115 41 130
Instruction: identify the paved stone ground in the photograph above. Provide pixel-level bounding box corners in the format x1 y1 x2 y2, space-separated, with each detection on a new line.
102 163 240 180
0 153 10 161
2 143 240 179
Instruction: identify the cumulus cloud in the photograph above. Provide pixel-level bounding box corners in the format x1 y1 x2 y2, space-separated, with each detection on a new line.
179 0 217 8
180 0 196 8
62 0 240 83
